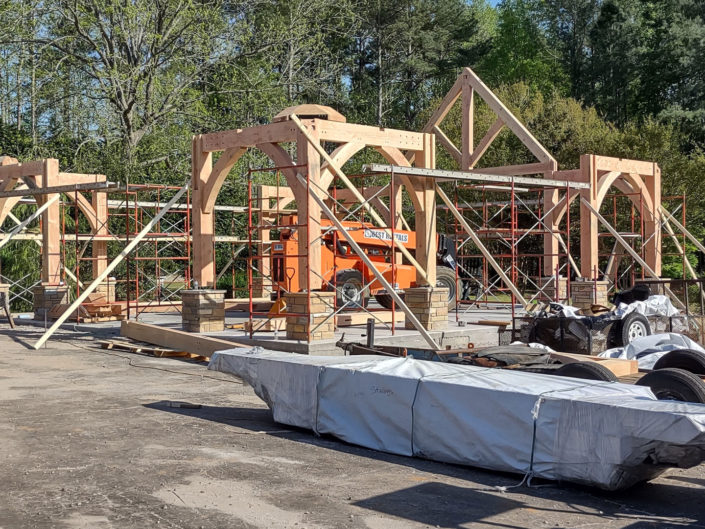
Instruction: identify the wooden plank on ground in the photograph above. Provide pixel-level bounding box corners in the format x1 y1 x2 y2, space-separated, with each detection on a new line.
120 320 245 356
549 351 638 377
335 310 404 326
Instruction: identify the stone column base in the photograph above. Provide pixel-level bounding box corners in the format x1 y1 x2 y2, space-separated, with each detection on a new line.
404 287 448 331
181 289 225 332
539 276 569 302
94 280 116 302
33 284 69 320
571 280 610 309
284 291 335 341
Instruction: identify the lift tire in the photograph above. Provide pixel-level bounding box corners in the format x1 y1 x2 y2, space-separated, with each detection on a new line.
618 313 651 346
374 291 400 310
435 266 461 310
331 269 368 311
553 361 618 382
652 349 705 375
636 368 705 403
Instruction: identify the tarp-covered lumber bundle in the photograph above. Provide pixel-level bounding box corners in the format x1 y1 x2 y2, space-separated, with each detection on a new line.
209 348 705 490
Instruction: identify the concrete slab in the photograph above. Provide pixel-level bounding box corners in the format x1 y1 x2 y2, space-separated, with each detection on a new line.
0 325 703 528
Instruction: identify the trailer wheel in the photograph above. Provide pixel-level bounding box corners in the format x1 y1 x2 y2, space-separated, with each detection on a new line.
330 270 367 311
436 267 460 309
636 368 705 403
617 313 651 346
652 349 705 375
553 361 618 382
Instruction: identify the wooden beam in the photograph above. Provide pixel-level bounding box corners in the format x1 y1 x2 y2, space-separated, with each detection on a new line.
57 173 107 183
302 173 440 349
121 320 245 355
0 181 116 198
33 183 190 349
0 160 45 179
315 119 426 150
364 164 590 189
467 118 504 169
461 84 474 169
436 185 528 307
591 156 657 177
431 125 462 165
200 120 298 152
461 68 555 165
421 75 463 131
290 115 428 282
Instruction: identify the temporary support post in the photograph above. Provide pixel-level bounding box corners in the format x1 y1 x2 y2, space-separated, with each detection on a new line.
436 185 528 307
582 198 685 310
300 174 441 349
290 114 429 282
0 194 59 251
33 183 189 349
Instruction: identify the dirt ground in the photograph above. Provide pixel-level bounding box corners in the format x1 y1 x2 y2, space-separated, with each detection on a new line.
1 324 704 529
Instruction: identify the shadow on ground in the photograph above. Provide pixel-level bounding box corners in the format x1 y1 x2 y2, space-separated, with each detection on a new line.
145 401 705 528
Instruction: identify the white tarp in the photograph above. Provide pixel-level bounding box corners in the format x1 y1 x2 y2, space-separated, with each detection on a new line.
209 348 705 490
598 333 705 370
615 294 680 318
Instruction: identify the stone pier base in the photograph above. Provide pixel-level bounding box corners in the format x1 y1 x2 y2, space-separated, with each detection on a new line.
404 287 448 331
33 285 69 320
571 280 610 309
181 289 225 333
284 291 335 341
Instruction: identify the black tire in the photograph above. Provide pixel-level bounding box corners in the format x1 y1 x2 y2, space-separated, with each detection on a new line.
636 368 705 403
329 269 367 311
652 349 705 375
553 361 618 382
618 313 651 346
374 291 401 310
435 266 460 309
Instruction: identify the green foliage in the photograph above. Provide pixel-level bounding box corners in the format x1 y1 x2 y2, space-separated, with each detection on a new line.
1 0 705 286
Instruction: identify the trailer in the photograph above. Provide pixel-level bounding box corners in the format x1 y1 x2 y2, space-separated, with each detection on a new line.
337 340 705 403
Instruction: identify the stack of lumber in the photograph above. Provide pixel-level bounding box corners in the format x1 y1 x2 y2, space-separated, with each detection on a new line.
99 339 210 363
48 293 126 323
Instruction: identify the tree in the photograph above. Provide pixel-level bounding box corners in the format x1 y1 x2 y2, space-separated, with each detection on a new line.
38 0 241 159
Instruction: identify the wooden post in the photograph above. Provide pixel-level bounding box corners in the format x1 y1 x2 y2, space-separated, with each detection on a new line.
92 191 108 278
461 84 473 170
412 133 437 285
191 135 215 287
296 124 322 290
543 187 560 277
579 155 599 278
643 164 662 276
40 159 61 284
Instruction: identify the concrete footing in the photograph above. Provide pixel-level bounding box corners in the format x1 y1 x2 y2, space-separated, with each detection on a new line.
181 289 225 332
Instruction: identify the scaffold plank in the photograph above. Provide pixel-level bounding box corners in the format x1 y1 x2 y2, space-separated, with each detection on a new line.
364 163 590 189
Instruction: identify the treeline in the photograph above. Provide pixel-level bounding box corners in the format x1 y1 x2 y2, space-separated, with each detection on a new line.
0 0 704 235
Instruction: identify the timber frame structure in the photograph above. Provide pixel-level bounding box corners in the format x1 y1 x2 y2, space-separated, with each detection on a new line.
2 66 700 348
192 105 439 290
0 156 109 285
